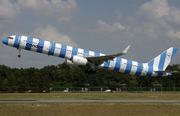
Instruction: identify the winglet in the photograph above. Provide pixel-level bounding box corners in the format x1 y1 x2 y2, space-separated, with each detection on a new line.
115 45 130 57
122 45 130 54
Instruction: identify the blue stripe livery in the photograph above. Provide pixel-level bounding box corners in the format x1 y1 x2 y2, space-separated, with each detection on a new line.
157 73 163 76
103 60 110 68
146 66 153 76
95 52 100 56
148 59 154 67
84 49 89 57
14 35 21 49
71 47 78 60
114 58 121 71
146 60 154 76
135 62 143 75
171 48 178 60
158 51 167 71
124 60 132 74
48 42 56 55
37 39 44 53
59 44 67 58
25 37 33 51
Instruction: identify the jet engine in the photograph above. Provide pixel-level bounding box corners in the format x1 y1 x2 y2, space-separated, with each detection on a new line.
65 56 88 66
72 55 88 66
65 59 77 66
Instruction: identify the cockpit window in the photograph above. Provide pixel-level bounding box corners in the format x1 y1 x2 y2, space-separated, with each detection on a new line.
8 37 13 39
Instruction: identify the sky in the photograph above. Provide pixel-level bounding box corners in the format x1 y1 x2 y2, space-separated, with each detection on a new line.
1 0 180 69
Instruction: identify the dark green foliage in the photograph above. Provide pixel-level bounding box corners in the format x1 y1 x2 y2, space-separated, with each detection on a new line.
1 78 9 92
0 64 180 92
31 72 51 93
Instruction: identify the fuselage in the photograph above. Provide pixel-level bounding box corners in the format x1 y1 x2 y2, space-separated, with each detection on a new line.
2 35 171 76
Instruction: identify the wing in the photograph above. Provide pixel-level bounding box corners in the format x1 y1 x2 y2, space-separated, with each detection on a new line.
86 45 130 64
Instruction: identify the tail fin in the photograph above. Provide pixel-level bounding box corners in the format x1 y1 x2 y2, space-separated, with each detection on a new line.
148 47 178 71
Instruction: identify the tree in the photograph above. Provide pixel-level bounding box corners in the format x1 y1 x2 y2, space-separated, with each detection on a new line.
1 78 9 92
31 72 51 93
0 63 180 93
127 75 138 91
31 72 41 92
18 77 28 93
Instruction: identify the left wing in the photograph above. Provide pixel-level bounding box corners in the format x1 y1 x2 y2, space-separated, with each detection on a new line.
86 45 130 64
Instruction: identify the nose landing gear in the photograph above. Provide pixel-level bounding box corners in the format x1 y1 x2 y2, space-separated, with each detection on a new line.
18 49 21 58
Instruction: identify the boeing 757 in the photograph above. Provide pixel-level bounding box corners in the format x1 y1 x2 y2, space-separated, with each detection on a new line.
2 35 178 76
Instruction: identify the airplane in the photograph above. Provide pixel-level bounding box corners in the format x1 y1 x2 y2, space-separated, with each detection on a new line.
2 35 178 76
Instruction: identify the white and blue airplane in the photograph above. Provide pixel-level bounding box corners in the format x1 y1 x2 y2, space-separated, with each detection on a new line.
2 35 178 76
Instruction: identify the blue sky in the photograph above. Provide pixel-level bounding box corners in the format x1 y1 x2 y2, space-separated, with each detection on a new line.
1 0 180 68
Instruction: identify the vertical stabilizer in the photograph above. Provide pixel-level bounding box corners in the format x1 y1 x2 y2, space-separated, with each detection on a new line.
148 47 178 71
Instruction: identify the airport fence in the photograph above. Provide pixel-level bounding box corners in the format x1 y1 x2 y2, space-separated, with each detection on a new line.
0 86 180 93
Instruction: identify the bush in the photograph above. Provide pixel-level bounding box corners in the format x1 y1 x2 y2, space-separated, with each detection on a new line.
53 87 67 91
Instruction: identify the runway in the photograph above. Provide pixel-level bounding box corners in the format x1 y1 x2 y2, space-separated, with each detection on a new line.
0 99 180 103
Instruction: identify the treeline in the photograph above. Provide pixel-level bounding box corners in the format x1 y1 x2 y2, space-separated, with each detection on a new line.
0 63 180 92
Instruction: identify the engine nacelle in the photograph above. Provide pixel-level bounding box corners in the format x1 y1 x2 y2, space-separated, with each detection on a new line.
72 55 88 66
65 59 77 66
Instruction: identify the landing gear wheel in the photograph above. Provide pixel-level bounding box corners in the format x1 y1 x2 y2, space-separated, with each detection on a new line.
18 54 21 58
18 49 21 58
85 69 96 74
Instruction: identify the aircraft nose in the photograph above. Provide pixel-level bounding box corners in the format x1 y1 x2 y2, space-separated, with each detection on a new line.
2 39 8 45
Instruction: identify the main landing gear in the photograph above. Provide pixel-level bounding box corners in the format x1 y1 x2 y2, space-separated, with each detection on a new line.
85 69 96 74
85 63 96 74
18 49 21 58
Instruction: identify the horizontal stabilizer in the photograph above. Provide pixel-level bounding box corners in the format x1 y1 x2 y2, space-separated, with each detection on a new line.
154 70 178 73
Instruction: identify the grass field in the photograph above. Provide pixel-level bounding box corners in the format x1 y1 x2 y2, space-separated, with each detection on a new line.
0 92 180 116
0 92 180 99
0 103 180 116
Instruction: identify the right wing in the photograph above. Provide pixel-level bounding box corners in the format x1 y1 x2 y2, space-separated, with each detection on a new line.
86 45 130 64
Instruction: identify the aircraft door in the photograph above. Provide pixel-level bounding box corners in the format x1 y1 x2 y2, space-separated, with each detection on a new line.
141 66 148 76
48 42 52 50
18 36 21 43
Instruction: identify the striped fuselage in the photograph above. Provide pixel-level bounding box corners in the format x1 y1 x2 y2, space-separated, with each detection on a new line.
5 35 170 76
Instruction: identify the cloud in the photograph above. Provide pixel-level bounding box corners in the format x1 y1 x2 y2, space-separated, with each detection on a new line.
133 22 158 40
165 30 180 39
17 0 78 22
0 0 20 22
31 24 78 47
135 0 180 40
127 16 136 24
138 0 170 22
89 20 127 33
0 0 78 22
115 9 122 19
88 20 134 42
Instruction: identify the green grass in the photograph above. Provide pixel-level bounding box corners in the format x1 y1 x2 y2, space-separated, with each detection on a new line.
0 103 180 116
0 93 180 116
0 92 180 99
